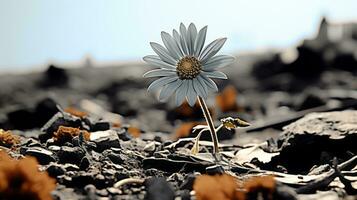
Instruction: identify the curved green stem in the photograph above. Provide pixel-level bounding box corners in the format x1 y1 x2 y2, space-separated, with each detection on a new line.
197 96 219 154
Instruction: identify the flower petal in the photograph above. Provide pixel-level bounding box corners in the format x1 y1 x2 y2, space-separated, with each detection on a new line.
187 23 197 55
173 29 185 56
143 55 176 69
150 42 177 65
147 76 178 92
197 75 208 96
201 71 228 79
161 31 183 59
179 23 189 55
194 26 207 57
193 78 207 99
176 79 188 106
187 79 197 106
199 38 227 63
202 55 235 70
143 68 176 78
200 75 218 92
159 79 183 102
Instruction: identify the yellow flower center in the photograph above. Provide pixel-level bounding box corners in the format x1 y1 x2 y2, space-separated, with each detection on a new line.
176 56 202 79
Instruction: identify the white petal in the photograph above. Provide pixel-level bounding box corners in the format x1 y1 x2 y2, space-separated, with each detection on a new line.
186 79 197 106
193 78 207 99
199 38 227 63
176 79 188 106
179 23 189 55
143 69 176 78
150 42 177 65
147 76 178 92
197 75 208 96
159 79 182 102
187 23 197 55
202 55 235 70
143 55 176 69
161 31 183 59
173 29 185 56
201 71 228 79
194 26 207 57
200 75 218 92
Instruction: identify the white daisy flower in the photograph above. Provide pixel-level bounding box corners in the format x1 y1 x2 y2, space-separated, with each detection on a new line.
143 23 235 107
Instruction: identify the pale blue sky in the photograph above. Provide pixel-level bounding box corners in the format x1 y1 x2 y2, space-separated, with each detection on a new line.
0 0 356 69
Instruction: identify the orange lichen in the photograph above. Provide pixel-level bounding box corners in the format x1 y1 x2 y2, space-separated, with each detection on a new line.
215 85 240 112
194 174 240 200
64 107 88 118
0 151 56 200
53 126 90 143
0 129 20 148
175 122 204 139
127 126 141 138
193 174 276 200
243 176 275 200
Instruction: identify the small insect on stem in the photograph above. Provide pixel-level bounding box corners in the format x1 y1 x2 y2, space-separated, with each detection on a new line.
197 96 220 155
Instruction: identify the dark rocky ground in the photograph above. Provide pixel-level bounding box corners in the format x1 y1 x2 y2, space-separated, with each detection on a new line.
0 18 357 200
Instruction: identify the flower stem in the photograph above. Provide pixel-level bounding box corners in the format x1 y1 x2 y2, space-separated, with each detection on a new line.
197 96 219 154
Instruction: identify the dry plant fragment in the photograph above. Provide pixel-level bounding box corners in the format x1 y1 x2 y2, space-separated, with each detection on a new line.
64 107 88 118
0 151 56 200
53 126 90 144
0 129 20 148
194 174 240 200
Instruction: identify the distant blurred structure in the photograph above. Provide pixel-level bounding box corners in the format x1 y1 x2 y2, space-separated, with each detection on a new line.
252 17 357 81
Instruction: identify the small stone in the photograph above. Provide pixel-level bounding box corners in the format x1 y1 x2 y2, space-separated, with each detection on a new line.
48 145 61 151
25 147 55 165
144 142 156 152
80 156 90 170
46 163 65 177
144 177 175 200
90 130 121 152
57 146 85 165
206 165 225 175
107 187 121 195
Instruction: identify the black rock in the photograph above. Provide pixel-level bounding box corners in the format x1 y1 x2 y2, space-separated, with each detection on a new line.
34 98 61 128
91 130 121 152
206 165 225 175
40 112 86 143
296 93 325 111
80 156 91 170
103 150 124 164
144 177 175 200
179 174 196 190
39 64 69 87
57 146 85 165
47 163 66 177
24 147 56 165
7 109 34 130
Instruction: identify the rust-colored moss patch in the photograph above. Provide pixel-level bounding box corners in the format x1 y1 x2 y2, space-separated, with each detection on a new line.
215 85 240 112
64 107 88 118
127 126 141 138
53 126 90 144
175 122 204 139
194 174 240 200
0 129 20 148
193 174 276 200
0 151 56 200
